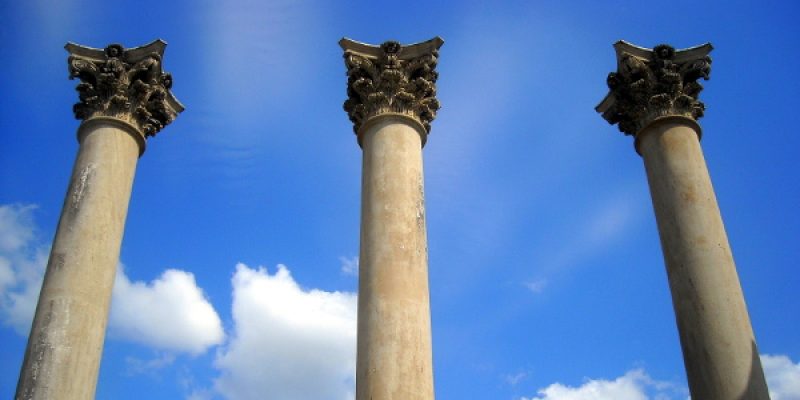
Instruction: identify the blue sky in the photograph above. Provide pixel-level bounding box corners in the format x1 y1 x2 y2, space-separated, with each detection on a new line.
1 0 799 399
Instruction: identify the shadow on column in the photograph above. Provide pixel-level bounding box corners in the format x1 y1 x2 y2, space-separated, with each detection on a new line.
738 340 771 400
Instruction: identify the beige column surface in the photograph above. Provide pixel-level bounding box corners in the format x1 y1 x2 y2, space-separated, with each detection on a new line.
597 41 770 400
16 41 183 400
341 37 443 400
16 120 141 400
638 118 769 399
358 117 433 399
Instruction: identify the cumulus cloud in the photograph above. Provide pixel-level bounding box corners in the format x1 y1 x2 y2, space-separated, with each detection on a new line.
213 263 357 400
522 369 685 400
110 267 225 355
0 204 48 335
762 354 800 400
523 356 800 400
0 203 224 356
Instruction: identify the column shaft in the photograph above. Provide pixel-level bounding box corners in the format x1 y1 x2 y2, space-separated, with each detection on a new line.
16 120 141 400
357 116 434 400
341 36 442 400
597 41 770 399
638 118 770 399
16 39 182 400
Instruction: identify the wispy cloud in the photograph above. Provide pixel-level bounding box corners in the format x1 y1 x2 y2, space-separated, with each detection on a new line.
124 353 177 377
506 371 530 386
553 188 642 269
185 389 214 400
0 204 37 253
522 184 646 290
523 279 548 294
196 0 326 149
339 256 358 277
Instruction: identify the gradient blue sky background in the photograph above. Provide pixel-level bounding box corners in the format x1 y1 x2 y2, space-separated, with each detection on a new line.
1 1 798 399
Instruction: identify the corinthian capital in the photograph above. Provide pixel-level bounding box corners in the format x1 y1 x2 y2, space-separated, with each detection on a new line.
340 37 443 138
66 40 184 137
596 41 712 136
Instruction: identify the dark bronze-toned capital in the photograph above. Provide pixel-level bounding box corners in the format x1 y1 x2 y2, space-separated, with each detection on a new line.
66 40 184 138
340 37 443 139
596 41 712 136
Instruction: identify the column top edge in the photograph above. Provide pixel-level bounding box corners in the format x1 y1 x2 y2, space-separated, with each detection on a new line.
596 40 713 115
65 39 167 62
65 39 185 115
612 40 713 66
339 36 444 58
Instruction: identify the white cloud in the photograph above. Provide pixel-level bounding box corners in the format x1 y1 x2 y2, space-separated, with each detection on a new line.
762 354 800 400
0 204 48 335
0 203 224 356
522 369 684 400
110 267 225 355
520 369 688 400
339 256 358 276
213 263 356 400
523 356 800 400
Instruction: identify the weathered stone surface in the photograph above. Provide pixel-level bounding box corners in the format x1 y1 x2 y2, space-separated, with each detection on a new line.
638 121 770 400
342 38 442 400
66 40 184 138
596 41 712 136
597 40 770 400
357 117 434 400
16 40 181 400
341 37 443 144
17 121 140 400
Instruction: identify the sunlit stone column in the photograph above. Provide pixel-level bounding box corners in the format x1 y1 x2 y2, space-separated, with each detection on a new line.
597 41 770 399
16 41 183 400
341 37 443 400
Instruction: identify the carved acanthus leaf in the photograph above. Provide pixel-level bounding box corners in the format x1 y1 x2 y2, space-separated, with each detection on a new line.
66 41 184 137
597 42 712 136
342 38 442 135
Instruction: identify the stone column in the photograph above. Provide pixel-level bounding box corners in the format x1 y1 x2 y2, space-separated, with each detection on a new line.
341 37 443 400
16 41 183 400
597 41 770 399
